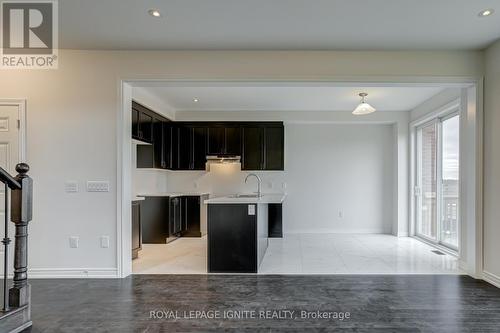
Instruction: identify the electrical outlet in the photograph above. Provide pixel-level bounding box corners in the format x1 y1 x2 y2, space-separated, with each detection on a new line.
69 236 79 248
87 181 110 192
282 182 287 189
338 211 343 218
65 181 79 193
100 236 110 248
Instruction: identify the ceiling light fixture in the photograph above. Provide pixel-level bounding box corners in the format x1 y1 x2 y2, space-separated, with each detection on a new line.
148 9 161 17
352 93 376 116
478 9 494 17
193 98 199 102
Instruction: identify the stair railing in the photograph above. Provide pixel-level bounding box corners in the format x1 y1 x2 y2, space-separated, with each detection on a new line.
0 163 33 314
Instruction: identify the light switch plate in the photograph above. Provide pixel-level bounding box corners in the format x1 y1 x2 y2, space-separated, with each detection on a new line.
248 204 255 216
69 236 79 248
65 181 79 193
100 236 110 248
87 181 110 192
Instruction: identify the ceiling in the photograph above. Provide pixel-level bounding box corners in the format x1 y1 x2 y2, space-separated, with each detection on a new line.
139 86 445 112
60 0 500 50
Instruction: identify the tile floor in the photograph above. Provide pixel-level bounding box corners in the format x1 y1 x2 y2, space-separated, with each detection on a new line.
132 234 463 275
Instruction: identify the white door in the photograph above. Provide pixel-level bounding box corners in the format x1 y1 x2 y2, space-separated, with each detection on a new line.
0 104 21 263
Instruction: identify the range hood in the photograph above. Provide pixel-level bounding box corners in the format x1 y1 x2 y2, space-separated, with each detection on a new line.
206 155 241 163
206 155 241 171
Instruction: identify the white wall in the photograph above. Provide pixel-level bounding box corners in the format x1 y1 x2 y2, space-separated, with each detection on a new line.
284 123 393 233
0 50 483 277
483 39 500 285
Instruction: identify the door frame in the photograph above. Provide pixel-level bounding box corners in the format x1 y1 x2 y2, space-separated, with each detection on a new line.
117 77 483 279
0 99 27 163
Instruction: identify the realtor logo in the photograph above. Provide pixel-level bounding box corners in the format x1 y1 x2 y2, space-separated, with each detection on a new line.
1 0 58 69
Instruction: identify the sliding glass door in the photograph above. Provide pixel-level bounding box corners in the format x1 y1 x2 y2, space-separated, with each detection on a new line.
415 114 460 251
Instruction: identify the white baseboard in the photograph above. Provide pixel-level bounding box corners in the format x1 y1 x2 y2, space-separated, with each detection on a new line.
27 267 119 279
483 270 500 288
397 232 409 237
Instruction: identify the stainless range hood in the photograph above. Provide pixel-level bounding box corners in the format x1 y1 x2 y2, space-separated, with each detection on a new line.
206 155 241 171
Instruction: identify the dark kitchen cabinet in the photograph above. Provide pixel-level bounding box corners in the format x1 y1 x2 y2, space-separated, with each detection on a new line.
177 126 192 170
208 204 257 273
242 125 284 171
141 196 170 244
175 125 207 170
207 127 225 155
132 108 139 139
207 126 241 155
242 127 264 170
153 119 164 169
264 126 284 170
138 112 153 143
192 127 208 170
225 126 241 155
268 203 283 238
132 201 142 259
131 103 284 171
162 122 173 169
182 196 202 237
138 118 172 169
169 197 183 235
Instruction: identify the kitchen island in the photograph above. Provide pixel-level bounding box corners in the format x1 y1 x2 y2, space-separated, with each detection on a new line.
205 194 286 273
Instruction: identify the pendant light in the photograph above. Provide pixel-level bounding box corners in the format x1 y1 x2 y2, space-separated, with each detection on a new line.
352 93 376 115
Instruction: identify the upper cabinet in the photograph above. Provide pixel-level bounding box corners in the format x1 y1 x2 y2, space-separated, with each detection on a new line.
242 127 264 170
207 126 225 155
132 101 154 143
132 102 284 172
207 125 241 156
242 124 284 171
264 126 284 170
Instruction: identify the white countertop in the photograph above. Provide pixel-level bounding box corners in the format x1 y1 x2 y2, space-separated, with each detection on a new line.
204 193 286 204
136 192 209 198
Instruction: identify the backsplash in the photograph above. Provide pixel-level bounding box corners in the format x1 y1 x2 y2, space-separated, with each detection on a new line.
165 163 287 196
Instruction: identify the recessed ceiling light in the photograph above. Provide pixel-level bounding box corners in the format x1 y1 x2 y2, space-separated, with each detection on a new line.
478 9 494 17
193 98 199 103
148 9 161 17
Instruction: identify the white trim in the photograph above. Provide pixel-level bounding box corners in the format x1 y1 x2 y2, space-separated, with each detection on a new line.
117 77 483 280
409 99 460 128
27 267 119 279
483 271 500 289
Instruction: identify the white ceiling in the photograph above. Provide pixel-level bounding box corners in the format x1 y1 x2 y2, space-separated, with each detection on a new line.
60 0 500 50
140 86 445 112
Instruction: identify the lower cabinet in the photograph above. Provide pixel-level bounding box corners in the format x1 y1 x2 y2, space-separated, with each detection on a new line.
182 196 202 237
169 196 183 236
208 204 258 273
140 195 205 245
141 196 170 243
132 201 142 259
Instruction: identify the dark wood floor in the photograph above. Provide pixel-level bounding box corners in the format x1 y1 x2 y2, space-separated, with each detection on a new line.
19 275 500 332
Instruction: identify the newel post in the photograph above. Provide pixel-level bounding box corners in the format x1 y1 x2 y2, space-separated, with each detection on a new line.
9 163 33 308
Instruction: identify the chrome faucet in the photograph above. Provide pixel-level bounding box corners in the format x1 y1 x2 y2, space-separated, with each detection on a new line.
245 173 262 198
